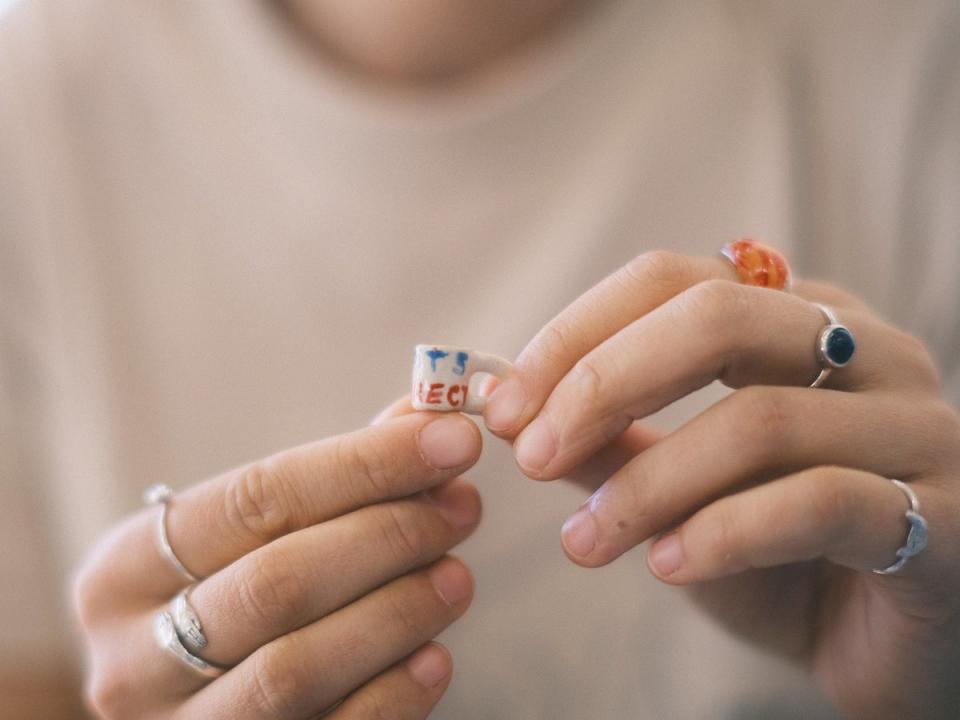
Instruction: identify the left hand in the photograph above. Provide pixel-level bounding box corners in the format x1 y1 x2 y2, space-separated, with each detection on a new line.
483 250 960 719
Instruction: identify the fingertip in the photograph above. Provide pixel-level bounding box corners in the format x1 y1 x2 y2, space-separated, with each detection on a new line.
408 642 453 690
558 507 633 568
333 641 454 718
418 413 483 470
429 555 475 609
646 532 691 584
560 542 613 569
560 507 596 558
484 377 529 437
560 524 621 568
514 417 557 479
424 477 483 530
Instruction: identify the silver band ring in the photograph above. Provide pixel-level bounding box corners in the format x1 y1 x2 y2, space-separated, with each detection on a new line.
810 303 857 389
144 483 201 584
872 479 929 575
171 586 208 652
154 611 226 679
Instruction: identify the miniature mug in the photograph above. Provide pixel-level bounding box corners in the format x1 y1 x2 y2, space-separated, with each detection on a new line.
411 344 513 414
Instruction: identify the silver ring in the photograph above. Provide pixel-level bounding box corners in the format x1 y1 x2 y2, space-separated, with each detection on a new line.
810 303 857 389
144 483 201 583
171 586 208 652
872 479 929 575
154 611 226 679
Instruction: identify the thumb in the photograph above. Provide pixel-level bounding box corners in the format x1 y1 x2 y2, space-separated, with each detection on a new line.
370 394 418 425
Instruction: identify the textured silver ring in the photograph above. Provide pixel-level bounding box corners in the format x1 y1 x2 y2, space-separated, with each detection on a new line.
144 483 201 584
154 611 226 679
810 303 857 389
171 586 208 652
872 479 929 575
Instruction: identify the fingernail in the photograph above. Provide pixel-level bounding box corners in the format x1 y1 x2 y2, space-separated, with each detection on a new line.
649 531 683 577
485 378 526 432
408 644 450 688
561 507 597 558
430 560 473 606
418 416 477 469
426 483 480 529
514 417 556 475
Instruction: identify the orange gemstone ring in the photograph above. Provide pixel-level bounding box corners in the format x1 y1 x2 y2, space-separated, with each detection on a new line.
720 239 792 291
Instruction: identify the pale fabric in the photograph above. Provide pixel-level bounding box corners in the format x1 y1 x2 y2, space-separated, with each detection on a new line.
1 0 958 717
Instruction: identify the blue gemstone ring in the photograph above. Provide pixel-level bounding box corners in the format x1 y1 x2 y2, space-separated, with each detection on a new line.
810 303 856 388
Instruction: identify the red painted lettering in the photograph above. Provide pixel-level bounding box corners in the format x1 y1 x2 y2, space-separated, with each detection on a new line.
426 383 444 404
447 385 462 406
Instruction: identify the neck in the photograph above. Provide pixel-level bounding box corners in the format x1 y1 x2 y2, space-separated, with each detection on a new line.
275 0 578 87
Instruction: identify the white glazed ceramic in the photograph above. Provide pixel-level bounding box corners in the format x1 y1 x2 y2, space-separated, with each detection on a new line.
411 344 513 414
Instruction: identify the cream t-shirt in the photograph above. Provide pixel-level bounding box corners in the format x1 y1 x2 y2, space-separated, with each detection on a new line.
2 0 958 718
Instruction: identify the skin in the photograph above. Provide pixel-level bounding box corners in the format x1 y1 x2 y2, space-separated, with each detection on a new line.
483 251 960 719
71 5 960 719
75 6 586 717
73 412 483 719
274 0 577 85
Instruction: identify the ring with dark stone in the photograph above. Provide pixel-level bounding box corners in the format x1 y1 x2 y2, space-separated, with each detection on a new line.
818 324 856 368
809 303 856 388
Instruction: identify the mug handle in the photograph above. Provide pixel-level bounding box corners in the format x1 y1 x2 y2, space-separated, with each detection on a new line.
463 353 514 414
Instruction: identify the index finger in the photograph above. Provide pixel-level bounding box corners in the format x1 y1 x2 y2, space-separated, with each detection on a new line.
484 251 737 437
79 412 482 605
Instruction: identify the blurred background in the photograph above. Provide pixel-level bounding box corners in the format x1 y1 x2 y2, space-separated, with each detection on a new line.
1 1 958 718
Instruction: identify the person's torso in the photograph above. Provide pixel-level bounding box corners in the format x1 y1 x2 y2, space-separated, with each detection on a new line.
3 1 958 717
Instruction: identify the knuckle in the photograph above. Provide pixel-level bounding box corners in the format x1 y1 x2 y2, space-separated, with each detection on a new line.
224 460 296 544
755 391 798 444
702 505 746 571
84 667 133 720
70 564 102 630
377 503 428 564
806 468 853 541
529 320 581 368
568 355 607 411
351 688 396 720
69 522 133 629
935 401 960 449
236 548 309 630
714 507 742 557
903 399 960 474
597 467 656 540
904 333 943 390
675 281 749 369
622 250 689 290
931 398 960 430
682 279 747 327
381 587 430 641
795 280 870 312
734 386 795 444
880 325 942 391
248 646 303 718
894 326 928 359
750 388 793 436
335 434 398 502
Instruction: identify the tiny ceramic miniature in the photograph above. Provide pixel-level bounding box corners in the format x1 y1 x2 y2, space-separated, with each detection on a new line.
411 344 513 414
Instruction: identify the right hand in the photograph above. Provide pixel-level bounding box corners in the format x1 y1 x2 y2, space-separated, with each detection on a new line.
71 409 483 719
